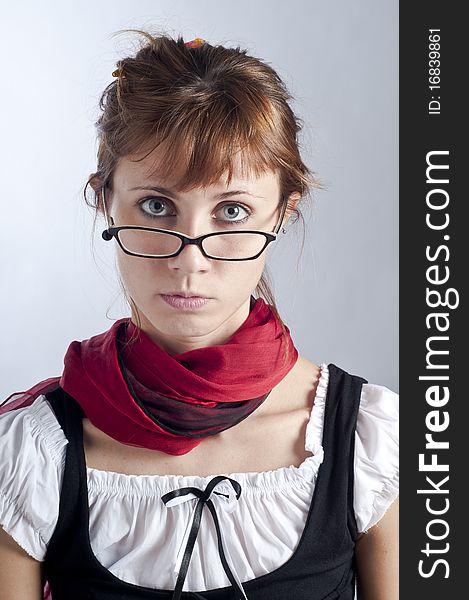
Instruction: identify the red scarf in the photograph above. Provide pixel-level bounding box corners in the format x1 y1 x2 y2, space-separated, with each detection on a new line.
1 297 298 455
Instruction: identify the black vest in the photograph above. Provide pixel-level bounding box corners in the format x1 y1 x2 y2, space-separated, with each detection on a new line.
43 363 366 599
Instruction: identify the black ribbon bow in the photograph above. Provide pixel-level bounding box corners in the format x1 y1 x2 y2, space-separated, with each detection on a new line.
161 475 246 599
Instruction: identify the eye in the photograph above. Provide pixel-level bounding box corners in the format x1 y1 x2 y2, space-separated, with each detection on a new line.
138 197 173 218
136 197 251 225
216 203 251 225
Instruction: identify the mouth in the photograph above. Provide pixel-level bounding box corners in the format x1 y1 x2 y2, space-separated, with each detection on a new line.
160 294 212 310
164 292 210 299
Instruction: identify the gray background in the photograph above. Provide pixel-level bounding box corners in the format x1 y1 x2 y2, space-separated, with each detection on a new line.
0 0 398 398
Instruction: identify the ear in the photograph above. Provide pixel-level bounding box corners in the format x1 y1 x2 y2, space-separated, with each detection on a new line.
88 174 107 215
88 174 103 193
282 191 301 228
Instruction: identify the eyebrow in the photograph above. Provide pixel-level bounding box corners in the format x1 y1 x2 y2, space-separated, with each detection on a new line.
128 185 265 200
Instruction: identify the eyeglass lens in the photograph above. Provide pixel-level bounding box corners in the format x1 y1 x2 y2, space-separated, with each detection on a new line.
117 229 268 259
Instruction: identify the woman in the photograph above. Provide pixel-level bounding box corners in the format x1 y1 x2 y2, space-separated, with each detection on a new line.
0 32 398 599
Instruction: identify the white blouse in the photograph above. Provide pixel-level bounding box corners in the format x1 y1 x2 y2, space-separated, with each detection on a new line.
0 364 399 592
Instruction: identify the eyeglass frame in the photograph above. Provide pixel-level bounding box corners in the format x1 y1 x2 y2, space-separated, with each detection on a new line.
100 186 289 261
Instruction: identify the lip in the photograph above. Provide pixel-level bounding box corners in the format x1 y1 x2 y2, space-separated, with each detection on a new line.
160 294 211 310
166 292 209 298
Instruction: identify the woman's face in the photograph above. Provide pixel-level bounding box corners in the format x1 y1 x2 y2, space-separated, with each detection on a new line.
105 149 293 355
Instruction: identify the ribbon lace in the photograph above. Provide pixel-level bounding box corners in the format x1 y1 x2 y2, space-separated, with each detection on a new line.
161 475 248 600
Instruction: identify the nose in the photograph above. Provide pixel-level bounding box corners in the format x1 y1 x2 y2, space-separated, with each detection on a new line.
167 239 212 273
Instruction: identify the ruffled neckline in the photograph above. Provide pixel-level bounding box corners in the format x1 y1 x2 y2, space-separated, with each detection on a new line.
85 364 330 496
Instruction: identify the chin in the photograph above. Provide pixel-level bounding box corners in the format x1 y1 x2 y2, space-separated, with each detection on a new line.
149 309 217 333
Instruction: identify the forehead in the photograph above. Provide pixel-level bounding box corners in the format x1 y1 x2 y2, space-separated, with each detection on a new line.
112 144 280 197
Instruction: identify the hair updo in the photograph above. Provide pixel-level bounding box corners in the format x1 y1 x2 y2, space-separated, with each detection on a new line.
85 29 319 360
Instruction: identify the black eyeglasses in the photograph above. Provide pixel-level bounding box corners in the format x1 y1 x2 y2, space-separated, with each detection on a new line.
101 189 289 261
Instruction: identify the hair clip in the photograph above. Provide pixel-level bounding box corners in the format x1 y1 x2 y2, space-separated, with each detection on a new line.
112 64 122 78
184 37 207 48
112 38 206 77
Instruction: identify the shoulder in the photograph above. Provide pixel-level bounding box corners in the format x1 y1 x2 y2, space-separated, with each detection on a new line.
0 394 68 467
0 395 68 561
360 380 399 418
354 379 399 533
300 362 399 534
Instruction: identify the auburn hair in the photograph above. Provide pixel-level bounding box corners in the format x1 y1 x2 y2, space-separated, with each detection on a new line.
84 30 320 363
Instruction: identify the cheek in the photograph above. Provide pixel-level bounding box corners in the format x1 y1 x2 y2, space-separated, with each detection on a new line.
116 252 156 295
224 256 267 289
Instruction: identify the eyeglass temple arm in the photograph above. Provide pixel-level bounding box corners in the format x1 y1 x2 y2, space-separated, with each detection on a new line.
274 194 289 234
102 187 115 227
